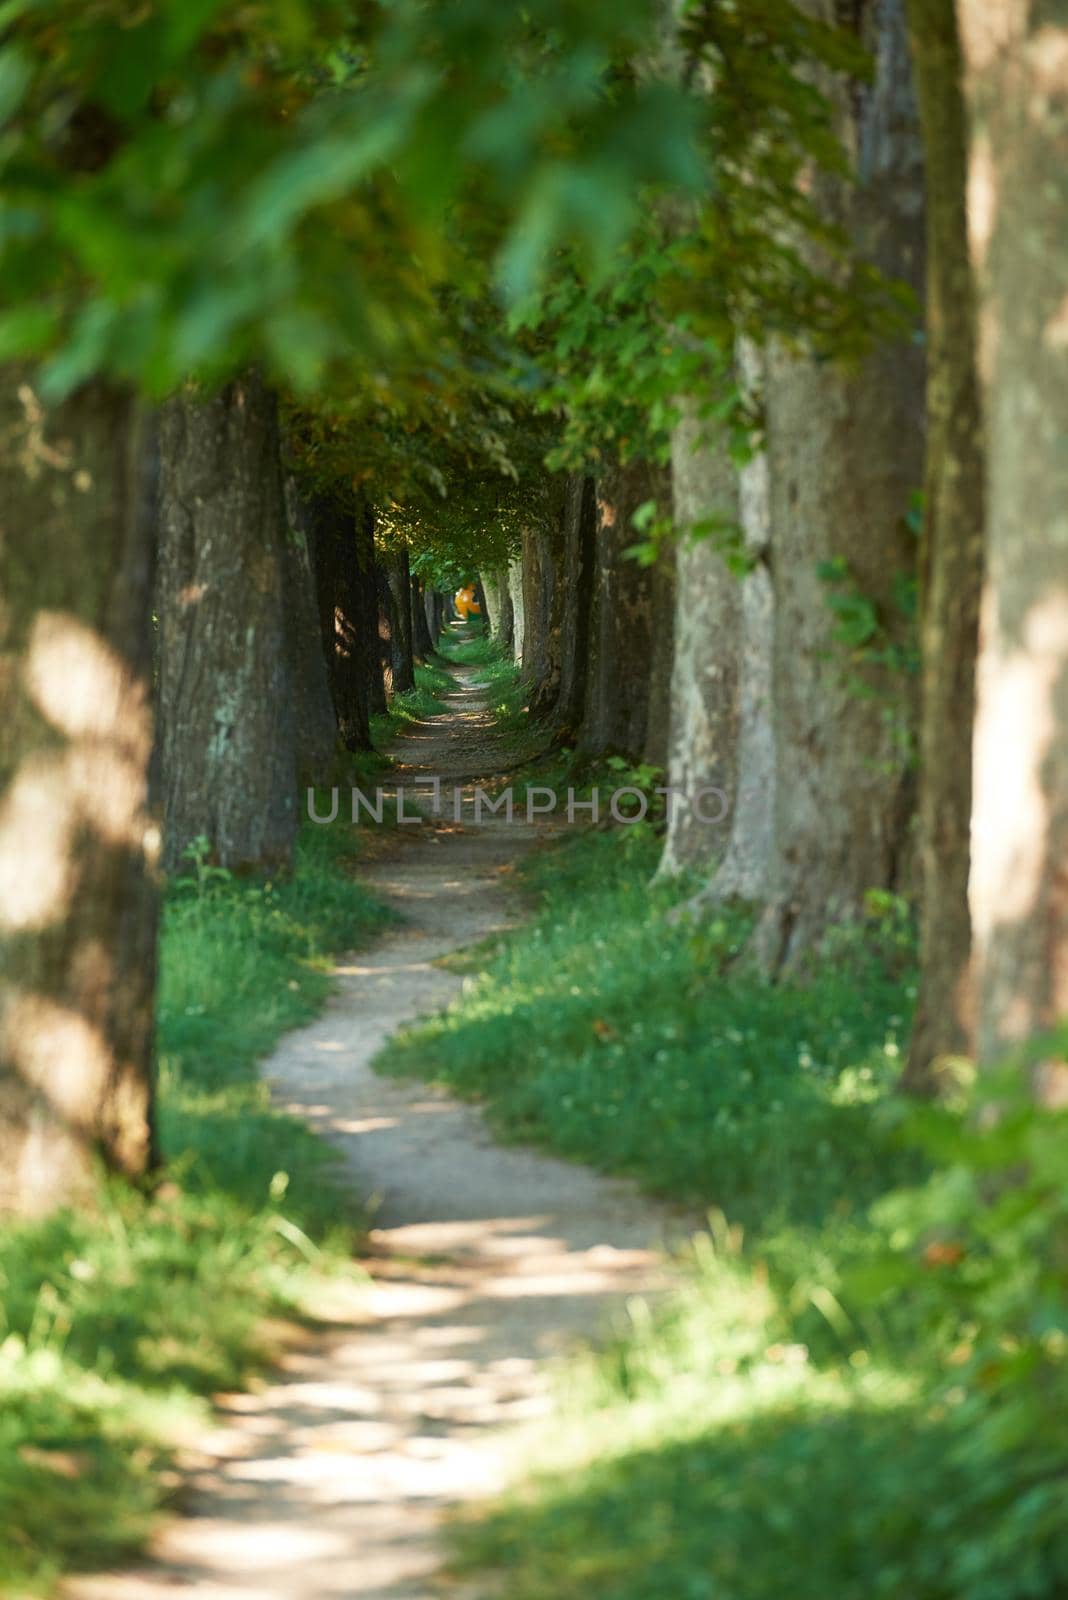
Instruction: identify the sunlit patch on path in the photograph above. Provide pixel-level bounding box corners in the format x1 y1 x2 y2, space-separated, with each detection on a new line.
64 664 686 1600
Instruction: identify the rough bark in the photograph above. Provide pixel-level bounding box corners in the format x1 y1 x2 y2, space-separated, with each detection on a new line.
0 374 157 1214
658 417 740 873
522 508 565 720
707 340 777 903
553 474 598 741
958 1 1068 1099
377 569 396 699
158 373 297 873
901 0 984 1093
481 571 499 636
386 549 416 694
283 477 340 784
577 459 671 763
643 540 677 772
508 558 526 662
309 495 373 753
355 502 387 718
754 0 926 969
494 567 515 653
411 572 435 660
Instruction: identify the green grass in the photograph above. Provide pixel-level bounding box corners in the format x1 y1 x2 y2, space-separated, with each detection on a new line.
380 814 1068 1600
379 825 917 1233
372 657 454 738
0 820 391 1594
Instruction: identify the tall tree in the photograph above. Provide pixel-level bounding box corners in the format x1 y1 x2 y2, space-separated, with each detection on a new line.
958 0 1068 1098
0 374 157 1214
753 0 926 970
658 414 739 873
578 460 670 761
158 373 297 873
311 496 375 752
553 474 598 742
283 478 341 785
386 548 417 694
355 502 387 719
901 0 984 1092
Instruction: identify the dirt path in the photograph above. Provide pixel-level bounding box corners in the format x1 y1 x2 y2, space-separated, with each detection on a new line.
67 662 685 1600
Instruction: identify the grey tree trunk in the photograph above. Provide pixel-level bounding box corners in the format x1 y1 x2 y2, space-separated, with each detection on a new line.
283 477 340 784
481 571 499 636
553 474 598 742
643 540 677 772
754 0 926 969
494 568 515 653
958 1 1068 1102
523 506 564 720
412 572 435 659
901 0 984 1093
309 494 373 753
577 460 670 762
658 414 739 874
386 549 416 693
355 502 387 719
158 373 297 873
707 340 777 903
0 373 157 1215
508 558 526 662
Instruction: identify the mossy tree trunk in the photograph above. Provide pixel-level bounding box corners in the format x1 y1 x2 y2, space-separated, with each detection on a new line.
0 373 157 1215
158 372 297 873
901 0 984 1092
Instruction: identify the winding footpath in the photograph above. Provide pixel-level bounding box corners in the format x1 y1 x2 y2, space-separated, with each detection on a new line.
67 662 685 1600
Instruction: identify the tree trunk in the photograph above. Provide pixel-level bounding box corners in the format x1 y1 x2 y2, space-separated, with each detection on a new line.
658 417 739 873
158 373 297 873
958 1 1068 1100
429 588 446 644
580 459 670 763
494 567 515 653
309 495 373 753
900 0 984 1093
508 557 526 662
411 571 435 659
754 0 926 969
0 374 157 1215
283 477 340 784
522 508 564 719
703 339 777 903
377 569 396 699
553 474 598 742
356 501 387 719
386 549 416 694
480 572 498 636
643 540 677 772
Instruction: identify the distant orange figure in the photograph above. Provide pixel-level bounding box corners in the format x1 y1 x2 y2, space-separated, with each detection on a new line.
454 584 481 619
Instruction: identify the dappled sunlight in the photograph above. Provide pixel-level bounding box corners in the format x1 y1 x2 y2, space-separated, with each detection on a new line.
972 588 1068 953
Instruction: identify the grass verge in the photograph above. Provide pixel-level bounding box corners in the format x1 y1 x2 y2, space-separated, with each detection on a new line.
379 815 1068 1599
0 820 391 1594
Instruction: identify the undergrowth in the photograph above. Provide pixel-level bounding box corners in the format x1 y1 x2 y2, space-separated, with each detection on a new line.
0 819 390 1594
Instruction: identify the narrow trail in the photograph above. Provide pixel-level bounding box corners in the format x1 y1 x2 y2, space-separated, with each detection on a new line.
67 662 686 1600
